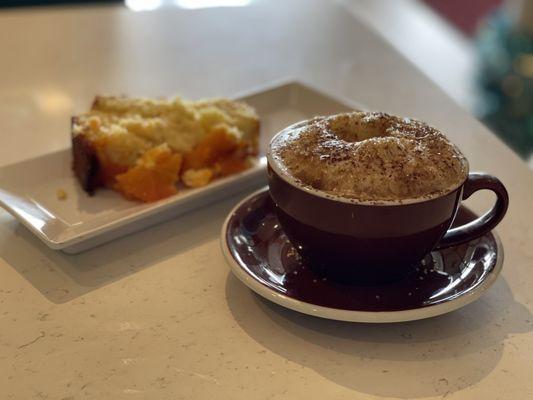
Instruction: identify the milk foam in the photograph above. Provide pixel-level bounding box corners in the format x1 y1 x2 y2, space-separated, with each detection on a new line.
270 112 468 202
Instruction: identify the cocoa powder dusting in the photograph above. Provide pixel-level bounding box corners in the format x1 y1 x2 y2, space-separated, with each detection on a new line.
270 112 468 202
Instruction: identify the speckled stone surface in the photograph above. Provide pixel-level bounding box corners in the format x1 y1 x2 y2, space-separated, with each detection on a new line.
0 1 532 399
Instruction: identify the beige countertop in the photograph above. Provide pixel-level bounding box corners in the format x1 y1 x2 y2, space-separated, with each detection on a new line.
0 1 532 399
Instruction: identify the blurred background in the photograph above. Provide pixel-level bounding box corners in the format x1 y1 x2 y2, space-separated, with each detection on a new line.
2 0 533 166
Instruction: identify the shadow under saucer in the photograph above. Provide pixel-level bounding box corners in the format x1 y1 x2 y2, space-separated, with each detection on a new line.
225 273 532 398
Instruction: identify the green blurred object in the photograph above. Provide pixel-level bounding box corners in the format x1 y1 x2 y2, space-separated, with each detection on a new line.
477 7 533 159
0 0 120 7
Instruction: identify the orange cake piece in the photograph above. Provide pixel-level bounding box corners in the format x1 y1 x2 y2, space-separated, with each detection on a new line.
71 95 259 202
115 144 183 202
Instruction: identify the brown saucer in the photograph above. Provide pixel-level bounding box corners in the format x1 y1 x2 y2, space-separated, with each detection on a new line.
221 188 503 322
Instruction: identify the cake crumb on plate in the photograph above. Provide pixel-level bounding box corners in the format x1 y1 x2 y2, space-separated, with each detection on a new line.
56 188 68 201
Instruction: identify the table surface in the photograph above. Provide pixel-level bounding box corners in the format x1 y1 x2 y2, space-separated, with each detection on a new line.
1 1 532 399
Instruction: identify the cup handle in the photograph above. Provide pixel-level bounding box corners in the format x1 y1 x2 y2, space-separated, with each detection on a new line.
435 172 509 249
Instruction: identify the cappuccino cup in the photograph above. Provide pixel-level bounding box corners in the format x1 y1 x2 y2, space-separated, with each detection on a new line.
267 112 508 283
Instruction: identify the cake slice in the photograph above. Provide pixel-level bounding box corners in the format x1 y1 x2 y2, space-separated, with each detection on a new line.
72 96 259 202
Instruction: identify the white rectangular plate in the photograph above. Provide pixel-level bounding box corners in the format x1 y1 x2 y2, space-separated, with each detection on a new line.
0 80 355 253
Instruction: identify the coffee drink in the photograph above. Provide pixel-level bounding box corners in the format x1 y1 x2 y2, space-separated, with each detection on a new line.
267 112 508 283
269 112 468 202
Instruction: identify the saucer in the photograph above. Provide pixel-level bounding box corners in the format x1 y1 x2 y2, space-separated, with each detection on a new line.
221 188 503 323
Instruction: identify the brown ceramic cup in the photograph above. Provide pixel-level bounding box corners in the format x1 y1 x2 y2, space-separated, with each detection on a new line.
267 120 509 284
